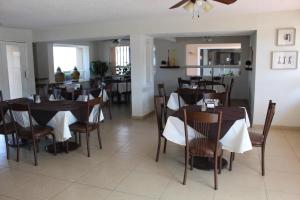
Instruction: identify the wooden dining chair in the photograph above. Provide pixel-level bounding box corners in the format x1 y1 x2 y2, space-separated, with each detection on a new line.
154 96 168 162
177 88 198 107
69 97 103 157
178 78 191 89
203 92 229 107
9 103 56 166
157 83 167 97
227 78 234 106
229 100 276 176
183 109 223 190
0 102 15 160
0 90 3 101
101 85 112 120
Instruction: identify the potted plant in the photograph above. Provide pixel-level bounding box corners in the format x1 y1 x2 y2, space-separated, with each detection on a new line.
90 61 109 79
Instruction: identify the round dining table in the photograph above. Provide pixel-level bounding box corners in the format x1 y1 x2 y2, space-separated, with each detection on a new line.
163 105 252 170
5 98 103 153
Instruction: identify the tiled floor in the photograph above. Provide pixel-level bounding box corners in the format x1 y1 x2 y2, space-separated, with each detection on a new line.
0 105 300 200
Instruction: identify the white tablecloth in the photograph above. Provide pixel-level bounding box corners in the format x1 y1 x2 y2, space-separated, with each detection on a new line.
112 82 131 93
167 88 226 111
6 99 105 142
207 85 226 93
162 108 252 154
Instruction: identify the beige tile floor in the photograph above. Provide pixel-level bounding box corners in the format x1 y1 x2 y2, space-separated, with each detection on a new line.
0 105 300 200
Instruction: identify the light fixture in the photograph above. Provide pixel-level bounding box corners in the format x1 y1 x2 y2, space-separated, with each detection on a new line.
184 0 214 18
183 1 195 12
202 0 214 12
196 0 204 6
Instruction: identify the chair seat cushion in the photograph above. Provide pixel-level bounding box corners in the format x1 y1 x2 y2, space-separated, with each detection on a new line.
69 122 97 133
189 138 222 157
249 131 264 146
0 123 15 134
18 126 53 139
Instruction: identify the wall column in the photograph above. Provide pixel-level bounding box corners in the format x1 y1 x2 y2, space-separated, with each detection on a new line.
130 34 154 117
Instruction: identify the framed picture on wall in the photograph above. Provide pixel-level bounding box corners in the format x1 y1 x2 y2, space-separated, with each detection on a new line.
272 51 298 69
276 28 296 46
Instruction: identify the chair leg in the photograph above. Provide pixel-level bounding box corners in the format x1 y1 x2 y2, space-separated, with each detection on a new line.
214 155 218 190
190 155 194 171
65 140 69 153
183 147 188 185
79 133 82 146
108 103 112 120
74 132 78 144
32 139 38 166
229 152 235 171
36 140 40 153
52 134 56 156
86 133 90 157
261 146 265 176
97 126 102 149
219 151 223 174
4 135 9 160
163 138 167 154
16 135 20 162
12 133 16 146
155 137 161 162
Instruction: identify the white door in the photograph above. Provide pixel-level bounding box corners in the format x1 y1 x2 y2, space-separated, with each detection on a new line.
0 42 27 99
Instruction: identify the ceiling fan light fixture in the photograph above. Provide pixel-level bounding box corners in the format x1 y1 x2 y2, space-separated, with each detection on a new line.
183 1 195 12
196 0 204 6
202 1 213 12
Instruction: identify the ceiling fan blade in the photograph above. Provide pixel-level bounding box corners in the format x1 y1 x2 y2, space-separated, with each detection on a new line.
169 0 191 9
213 0 237 5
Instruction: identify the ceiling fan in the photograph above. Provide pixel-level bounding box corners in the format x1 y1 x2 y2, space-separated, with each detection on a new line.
170 0 237 14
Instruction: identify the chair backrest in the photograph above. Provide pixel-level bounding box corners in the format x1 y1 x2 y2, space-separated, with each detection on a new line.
203 92 229 107
228 78 234 106
177 88 198 106
197 81 207 89
183 109 222 154
0 90 3 101
157 83 166 97
9 103 34 138
178 78 191 89
0 102 8 131
190 76 202 81
262 100 276 144
154 96 167 136
86 97 103 124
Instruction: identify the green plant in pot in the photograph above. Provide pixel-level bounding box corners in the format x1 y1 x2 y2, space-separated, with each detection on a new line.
90 61 108 79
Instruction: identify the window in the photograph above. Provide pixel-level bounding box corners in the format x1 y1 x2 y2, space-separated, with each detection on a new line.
115 46 130 66
53 44 90 80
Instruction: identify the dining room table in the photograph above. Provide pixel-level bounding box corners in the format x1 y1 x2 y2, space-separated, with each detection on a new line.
163 105 252 170
4 97 104 153
167 86 224 111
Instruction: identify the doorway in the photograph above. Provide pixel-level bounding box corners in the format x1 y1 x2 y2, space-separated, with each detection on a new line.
0 42 27 99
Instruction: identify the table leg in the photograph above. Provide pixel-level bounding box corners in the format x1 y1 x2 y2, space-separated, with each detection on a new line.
190 157 228 170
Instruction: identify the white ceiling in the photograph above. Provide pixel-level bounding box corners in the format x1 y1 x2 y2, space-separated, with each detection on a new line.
0 0 300 29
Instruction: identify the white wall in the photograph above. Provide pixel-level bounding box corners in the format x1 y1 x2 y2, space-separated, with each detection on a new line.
254 12 300 126
0 27 35 99
32 10 300 126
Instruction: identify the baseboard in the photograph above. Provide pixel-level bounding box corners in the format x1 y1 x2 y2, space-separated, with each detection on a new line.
132 111 154 120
